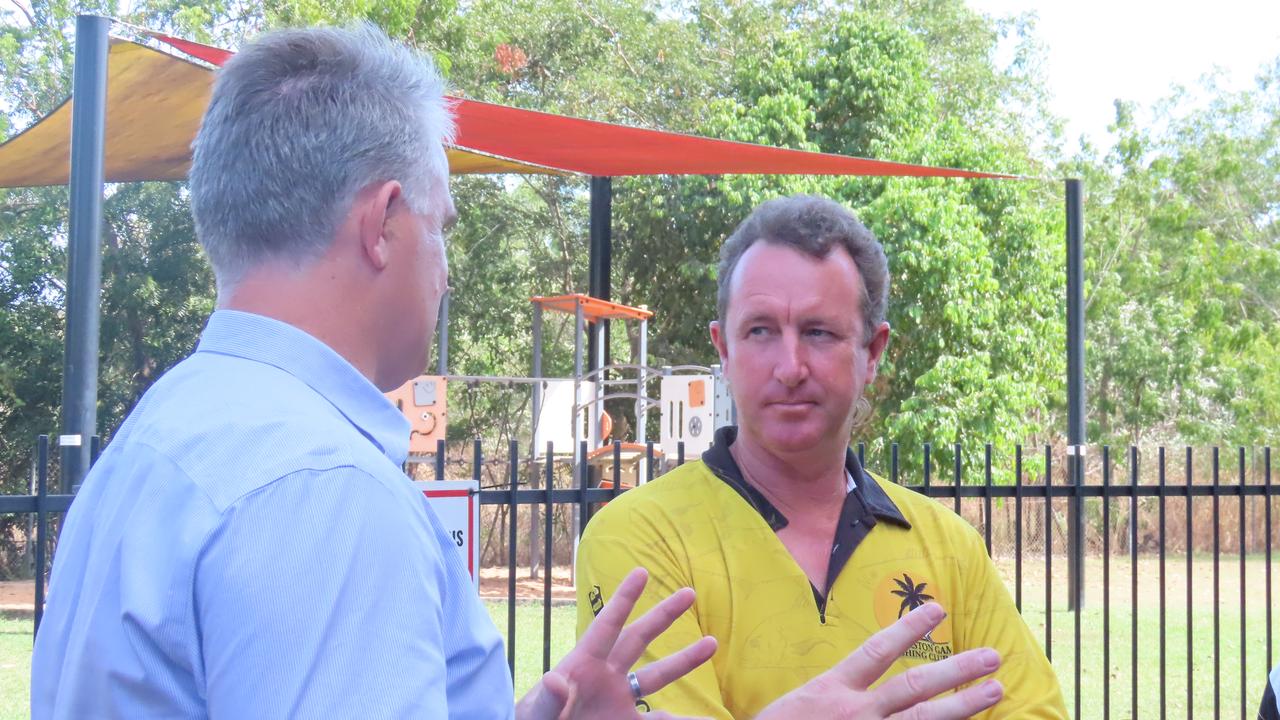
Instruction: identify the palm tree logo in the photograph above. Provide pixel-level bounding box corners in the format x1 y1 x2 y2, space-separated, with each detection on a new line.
891 574 936 641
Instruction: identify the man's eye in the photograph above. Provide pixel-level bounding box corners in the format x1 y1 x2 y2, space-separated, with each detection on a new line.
747 326 770 336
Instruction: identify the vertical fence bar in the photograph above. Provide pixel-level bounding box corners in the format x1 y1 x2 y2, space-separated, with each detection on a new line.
646 442 655 484
1074 449 1083 720
1045 444 1052 662
953 442 962 515
1159 446 1167 720
1015 445 1023 612
857 441 865 467
543 442 554 674
983 444 993 556
1238 446 1246 720
677 441 685 467
1103 445 1111 720
507 441 518 678
1267 446 1273 675
1212 447 1220 719
892 443 899 485
1185 446 1194 720
924 443 932 489
1130 446 1138 720
33 435 49 639
435 439 445 481
578 441 589 539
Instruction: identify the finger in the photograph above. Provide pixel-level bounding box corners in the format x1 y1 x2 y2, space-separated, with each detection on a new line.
887 679 1003 720
632 636 718 697
829 602 946 690
575 567 649 660
871 647 1000 716
608 586 697 668
515 670 571 720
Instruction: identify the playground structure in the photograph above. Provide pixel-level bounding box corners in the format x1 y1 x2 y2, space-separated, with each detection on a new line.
385 292 734 485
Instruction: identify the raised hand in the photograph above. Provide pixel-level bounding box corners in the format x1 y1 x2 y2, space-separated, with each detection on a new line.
755 603 1003 720
515 568 717 720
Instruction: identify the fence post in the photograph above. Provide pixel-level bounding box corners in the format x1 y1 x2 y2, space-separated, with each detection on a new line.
34 435 50 640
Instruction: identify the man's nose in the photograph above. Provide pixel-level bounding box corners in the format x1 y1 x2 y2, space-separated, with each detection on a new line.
772 332 809 387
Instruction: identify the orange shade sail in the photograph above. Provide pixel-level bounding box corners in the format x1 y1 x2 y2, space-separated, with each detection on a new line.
530 294 654 323
0 28 1018 189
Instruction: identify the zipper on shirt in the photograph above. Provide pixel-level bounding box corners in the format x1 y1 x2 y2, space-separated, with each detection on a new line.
812 585 828 625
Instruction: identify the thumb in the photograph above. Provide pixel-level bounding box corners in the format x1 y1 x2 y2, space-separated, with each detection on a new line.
516 670 572 720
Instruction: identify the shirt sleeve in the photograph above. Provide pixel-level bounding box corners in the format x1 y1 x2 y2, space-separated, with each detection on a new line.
1260 665 1280 720
951 523 1069 719
575 501 733 720
195 467 452 719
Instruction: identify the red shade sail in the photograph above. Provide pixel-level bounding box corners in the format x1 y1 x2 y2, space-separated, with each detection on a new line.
0 28 1019 188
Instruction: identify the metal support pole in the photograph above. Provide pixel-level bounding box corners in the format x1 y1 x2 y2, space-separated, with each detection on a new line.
593 318 604 446
59 14 111 493
529 304 543 578
572 303 585 555
530 304 543 441
434 288 450 375
1066 178 1086 610
573 304 584 450
636 317 648 445
588 177 612 370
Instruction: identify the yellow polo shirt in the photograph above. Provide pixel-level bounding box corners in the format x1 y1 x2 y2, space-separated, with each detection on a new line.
576 428 1066 719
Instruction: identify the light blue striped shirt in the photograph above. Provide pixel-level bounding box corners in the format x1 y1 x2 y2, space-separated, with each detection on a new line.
32 310 513 719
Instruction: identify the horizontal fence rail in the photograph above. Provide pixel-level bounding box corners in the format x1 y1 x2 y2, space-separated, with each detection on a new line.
4 436 1276 719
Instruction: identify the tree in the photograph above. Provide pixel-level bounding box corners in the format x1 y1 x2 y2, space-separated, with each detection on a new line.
1067 64 1280 451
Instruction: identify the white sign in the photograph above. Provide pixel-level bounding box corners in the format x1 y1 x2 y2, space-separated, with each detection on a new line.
415 480 480 589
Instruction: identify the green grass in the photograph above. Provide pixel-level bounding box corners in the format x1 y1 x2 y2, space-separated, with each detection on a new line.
996 554 1277 719
4 562 1275 720
0 614 32 720
483 602 578 699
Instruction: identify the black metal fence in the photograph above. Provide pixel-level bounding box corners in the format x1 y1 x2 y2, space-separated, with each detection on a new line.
5 436 1277 719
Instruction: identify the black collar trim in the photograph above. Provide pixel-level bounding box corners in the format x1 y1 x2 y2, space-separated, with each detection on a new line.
700 426 910 531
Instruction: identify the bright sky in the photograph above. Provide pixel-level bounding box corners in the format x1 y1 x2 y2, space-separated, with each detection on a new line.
967 0 1280 152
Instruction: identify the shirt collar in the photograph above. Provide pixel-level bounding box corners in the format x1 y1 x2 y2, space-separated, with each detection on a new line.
195 310 410 465
701 425 910 530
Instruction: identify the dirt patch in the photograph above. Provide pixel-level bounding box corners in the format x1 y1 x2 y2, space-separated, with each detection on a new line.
478 566 576 604
0 580 34 616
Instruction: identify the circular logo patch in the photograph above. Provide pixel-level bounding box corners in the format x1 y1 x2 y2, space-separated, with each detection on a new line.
872 572 954 661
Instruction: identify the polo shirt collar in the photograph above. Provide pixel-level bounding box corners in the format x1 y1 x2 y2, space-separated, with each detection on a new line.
196 309 410 465
701 425 910 530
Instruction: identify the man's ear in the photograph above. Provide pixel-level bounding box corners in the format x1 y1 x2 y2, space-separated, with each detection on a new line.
709 320 730 365
864 321 891 383
358 180 403 271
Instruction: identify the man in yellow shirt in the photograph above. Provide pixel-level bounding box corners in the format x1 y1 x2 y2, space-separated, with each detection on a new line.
577 195 1067 719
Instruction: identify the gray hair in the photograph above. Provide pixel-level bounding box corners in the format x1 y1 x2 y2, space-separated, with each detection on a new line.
716 195 889 342
189 24 455 292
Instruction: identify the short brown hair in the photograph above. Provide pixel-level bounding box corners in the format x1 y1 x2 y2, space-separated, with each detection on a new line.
716 195 888 342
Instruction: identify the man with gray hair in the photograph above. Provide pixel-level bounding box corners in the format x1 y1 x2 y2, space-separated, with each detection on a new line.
577 195 1067 718
31 24 716 719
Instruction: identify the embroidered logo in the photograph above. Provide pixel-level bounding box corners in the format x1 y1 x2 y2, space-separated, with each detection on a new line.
589 585 604 616
874 572 954 662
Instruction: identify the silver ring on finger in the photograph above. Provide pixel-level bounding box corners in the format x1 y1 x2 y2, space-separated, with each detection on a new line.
627 670 644 701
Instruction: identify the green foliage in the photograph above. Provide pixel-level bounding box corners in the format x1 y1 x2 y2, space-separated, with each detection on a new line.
616 4 1064 482
0 1 221 576
1067 68 1280 449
